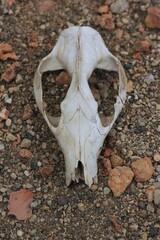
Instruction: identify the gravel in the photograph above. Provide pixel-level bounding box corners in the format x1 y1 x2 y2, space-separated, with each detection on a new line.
0 0 160 239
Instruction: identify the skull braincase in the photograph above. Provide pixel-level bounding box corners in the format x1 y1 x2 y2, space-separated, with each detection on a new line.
34 26 127 187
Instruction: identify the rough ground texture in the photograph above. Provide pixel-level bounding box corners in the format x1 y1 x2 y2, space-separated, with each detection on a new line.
0 0 160 239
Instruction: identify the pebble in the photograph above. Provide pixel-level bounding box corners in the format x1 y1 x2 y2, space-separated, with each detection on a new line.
78 203 85 212
20 138 32 149
153 152 160 162
29 229 37 236
157 125 160 132
5 118 12 127
156 165 160 173
30 160 37 170
144 74 155 84
146 204 154 213
154 189 160 205
91 184 98 192
0 187 7 193
104 187 111 195
24 170 30 176
0 143 4 151
10 172 17 179
131 157 154 182
17 230 24 237
57 196 68 206
110 155 124 168
108 166 134 197
6 133 17 141
110 0 129 13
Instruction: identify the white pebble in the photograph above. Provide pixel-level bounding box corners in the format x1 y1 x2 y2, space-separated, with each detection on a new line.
17 230 24 237
5 118 12 127
7 133 17 142
0 143 4 151
24 170 30 176
10 173 17 180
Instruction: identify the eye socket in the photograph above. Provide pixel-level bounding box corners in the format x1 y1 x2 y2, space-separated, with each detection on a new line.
88 69 118 127
42 70 71 119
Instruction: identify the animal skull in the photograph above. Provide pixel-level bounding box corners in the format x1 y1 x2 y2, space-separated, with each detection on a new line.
34 26 127 187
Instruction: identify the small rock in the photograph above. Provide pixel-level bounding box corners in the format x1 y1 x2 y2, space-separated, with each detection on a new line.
154 189 160 205
29 229 37 236
131 157 154 182
149 225 159 237
145 186 155 203
57 196 68 206
20 138 32 149
0 187 7 193
5 118 12 127
144 74 155 84
110 0 129 13
41 142 47 149
145 7 160 29
97 5 108 14
157 125 160 132
108 166 134 197
139 232 148 240
17 230 24 237
153 152 160 162
38 165 54 176
97 13 115 30
104 148 111 157
22 104 33 120
0 143 4 151
110 155 123 168
134 40 151 52
30 160 37 170
146 203 155 213
19 149 33 159
78 202 85 212
55 71 70 85
104 187 111 195
24 170 30 176
103 158 112 174
8 85 20 93
127 80 133 93
156 165 160 173
10 172 17 180
90 184 98 192
7 133 17 141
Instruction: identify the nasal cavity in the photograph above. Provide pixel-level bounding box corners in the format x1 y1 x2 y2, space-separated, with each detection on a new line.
75 161 84 180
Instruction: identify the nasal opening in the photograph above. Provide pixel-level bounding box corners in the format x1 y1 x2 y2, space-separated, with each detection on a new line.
75 161 84 180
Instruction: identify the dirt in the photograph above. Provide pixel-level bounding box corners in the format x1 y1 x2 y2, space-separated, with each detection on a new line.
0 0 160 239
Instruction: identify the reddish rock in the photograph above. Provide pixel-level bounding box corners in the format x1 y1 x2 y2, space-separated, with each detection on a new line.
1 62 21 82
116 29 123 39
38 165 54 176
145 7 160 29
19 149 33 159
104 148 111 157
108 166 134 197
131 157 154 182
145 186 155 203
103 158 112 174
134 40 151 52
22 104 33 120
97 5 108 14
37 0 54 14
97 13 115 30
29 32 39 48
110 215 121 232
55 71 71 85
0 43 18 61
110 155 123 168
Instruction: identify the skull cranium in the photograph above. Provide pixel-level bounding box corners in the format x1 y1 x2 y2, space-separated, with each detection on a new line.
34 26 127 187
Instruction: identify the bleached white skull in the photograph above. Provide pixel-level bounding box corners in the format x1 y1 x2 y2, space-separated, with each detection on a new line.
34 26 127 187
